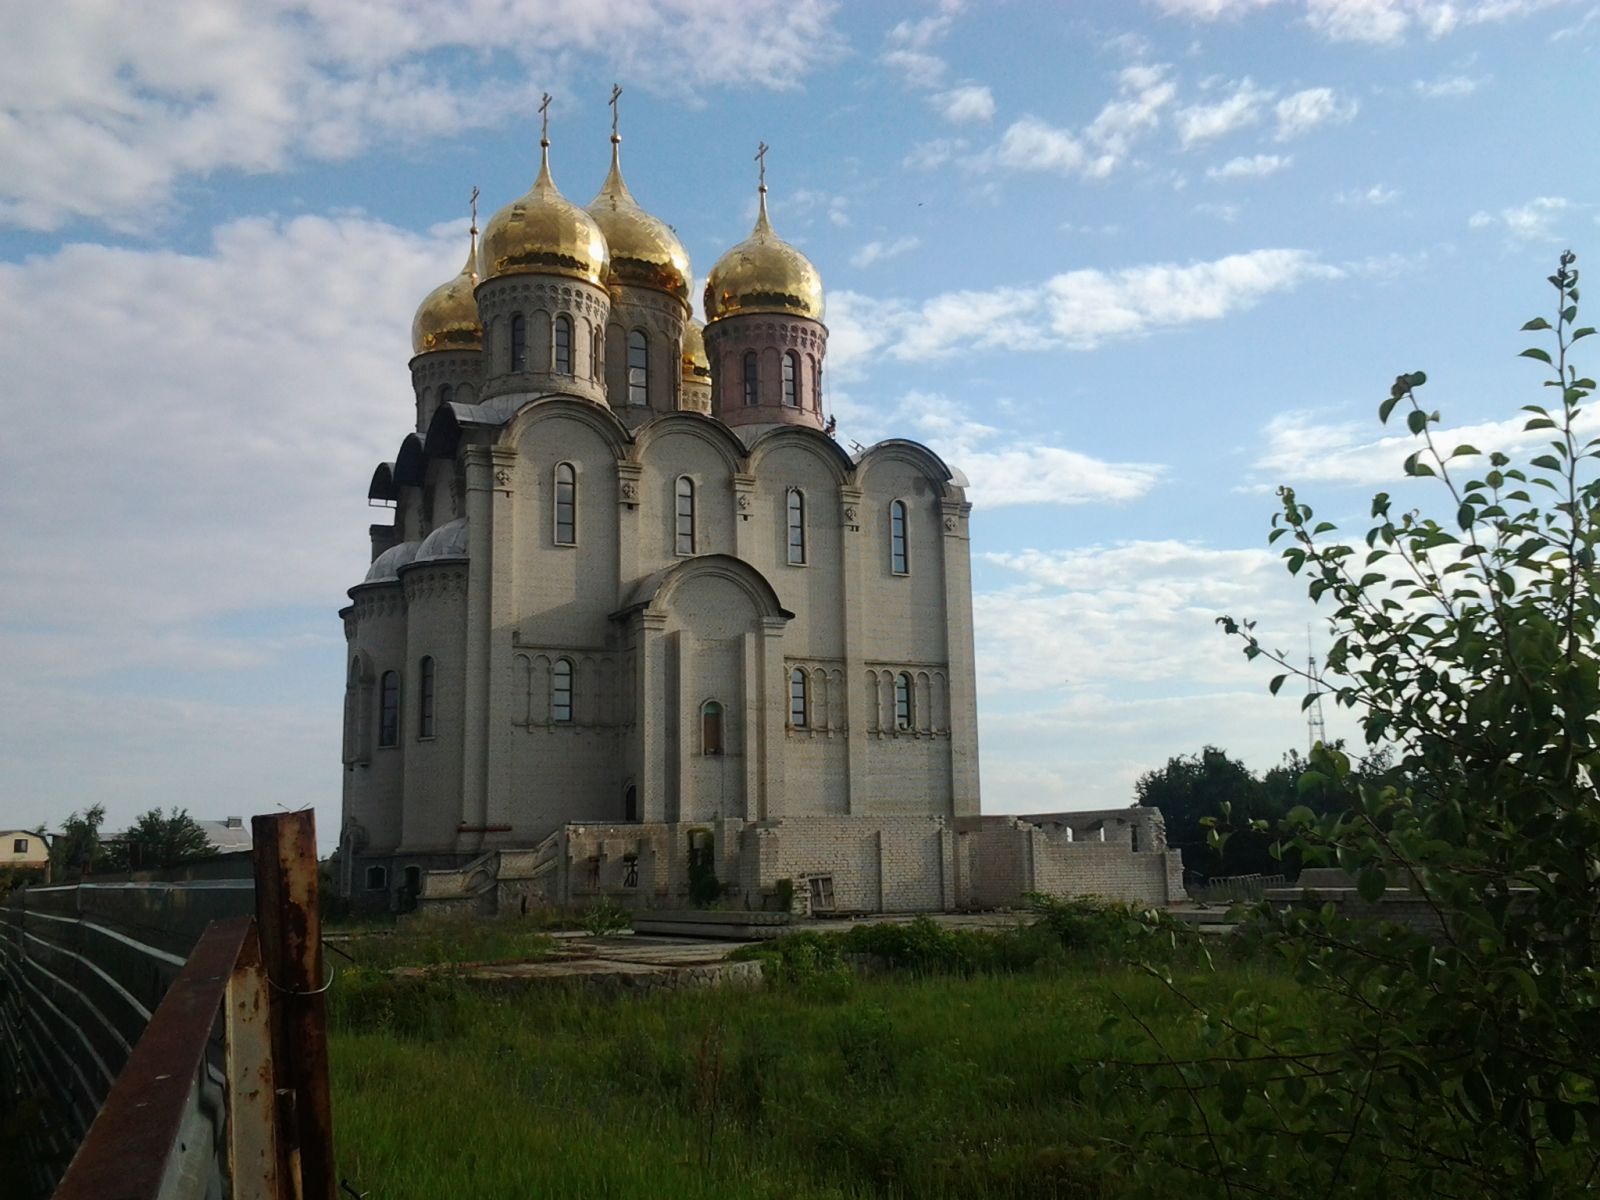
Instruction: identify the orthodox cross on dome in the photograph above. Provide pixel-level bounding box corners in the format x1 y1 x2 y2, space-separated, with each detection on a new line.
609 83 622 141
469 185 479 237
755 141 769 195
538 91 553 147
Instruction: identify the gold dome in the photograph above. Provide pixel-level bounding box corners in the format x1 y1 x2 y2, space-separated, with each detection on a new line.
480 139 609 285
588 136 691 305
704 188 824 323
411 241 482 355
681 318 710 381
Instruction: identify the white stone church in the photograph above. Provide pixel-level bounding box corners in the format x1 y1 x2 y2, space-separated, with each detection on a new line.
338 110 1184 915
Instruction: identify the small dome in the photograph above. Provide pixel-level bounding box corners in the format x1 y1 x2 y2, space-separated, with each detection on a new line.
588 137 691 305
365 540 421 583
415 517 469 562
480 139 609 285
704 190 824 323
411 242 481 355
681 318 711 382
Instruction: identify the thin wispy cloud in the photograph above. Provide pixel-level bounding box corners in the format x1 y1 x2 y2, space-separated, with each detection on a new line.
1176 79 1272 147
851 236 922 268
1468 196 1577 242
1274 87 1359 139
1208 153 1292 180
934 84 996 123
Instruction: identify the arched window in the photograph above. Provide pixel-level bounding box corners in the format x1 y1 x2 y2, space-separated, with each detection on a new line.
810 355 821 410
438 382 453 408
366 865 388 891
624 784 639 822
379 670 400 747
742 352 759 405
701 700 724 755
418 656 435 738
554 462 576 545
894 672 913 731
889 500 909 575
510 314 527 371
789 668 808 728
786 488 806 565
551 659 574 723
782 351 799 407
627 330 649 404
592 325 603 378
675 476 695 555
553 315 573 374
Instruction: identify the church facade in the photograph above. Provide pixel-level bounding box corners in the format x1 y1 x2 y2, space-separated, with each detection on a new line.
339 111 1185 914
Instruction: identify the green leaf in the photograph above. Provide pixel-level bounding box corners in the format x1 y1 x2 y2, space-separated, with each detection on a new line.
1573 326 1595 341
1406 408 1428 434
1521 347 1554 364
1450 444 1481 457
1407 370 1427 387
1457 503 1474 530
1357 867 1387 902
1379 396 1399 424
1269 674 1287 696
1521 317 1552 331
1531 454 1562 471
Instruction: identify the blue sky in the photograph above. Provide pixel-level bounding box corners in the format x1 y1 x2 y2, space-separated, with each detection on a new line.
2 0 1597 846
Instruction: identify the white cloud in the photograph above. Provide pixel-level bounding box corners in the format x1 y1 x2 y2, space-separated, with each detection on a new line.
1195 201 1243 221
973 538 1356 810
851 236 922 268
903 137 969 170
979 64 1175 179
1414 74 1484 97
0 0 845 231
828 248 1340 366
1251 403 1600 488
1145 0 1279 17
1176 79 1272 147
1274 87 1359 139
881 0 966 88
845 392 1166 509
1468 196 1576 242
934 84 997 123
990 116 1090 174
1336 183 1400 205
1207 153 1292 180
1303 0 1561 44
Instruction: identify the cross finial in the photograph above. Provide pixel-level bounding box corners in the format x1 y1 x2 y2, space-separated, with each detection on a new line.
755 141 769 193
538 92 552 146
468 185 479 236
609 84 622 142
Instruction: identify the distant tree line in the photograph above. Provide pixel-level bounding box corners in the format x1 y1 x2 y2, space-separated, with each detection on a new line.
50 804 214 876
1135 743 1399 880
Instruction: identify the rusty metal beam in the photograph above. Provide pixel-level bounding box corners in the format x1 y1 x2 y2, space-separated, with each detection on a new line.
52 916 253 1200
226 924 281 1200
252 811 336 1200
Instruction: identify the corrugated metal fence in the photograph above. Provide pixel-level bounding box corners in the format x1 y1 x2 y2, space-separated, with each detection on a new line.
0 813 333 1200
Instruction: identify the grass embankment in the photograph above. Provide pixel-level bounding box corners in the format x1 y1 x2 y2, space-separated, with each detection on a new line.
325 912 561 971
329 906 1297 1198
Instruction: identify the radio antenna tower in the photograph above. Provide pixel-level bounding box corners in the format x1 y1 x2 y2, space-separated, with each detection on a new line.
1306 624 1327 755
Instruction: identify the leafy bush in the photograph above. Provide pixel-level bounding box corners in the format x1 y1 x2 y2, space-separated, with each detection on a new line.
1097 252 1600 1197
582 897 631 937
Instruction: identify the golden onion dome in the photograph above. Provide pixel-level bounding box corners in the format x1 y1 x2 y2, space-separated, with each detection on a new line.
480 136 609 285
411 239 482 355
704 186 824 323
681 318 711 381
588 135 691 306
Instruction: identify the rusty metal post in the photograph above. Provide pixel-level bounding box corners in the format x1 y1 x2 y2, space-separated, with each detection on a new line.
253 811 336 1200
226 923 281 1200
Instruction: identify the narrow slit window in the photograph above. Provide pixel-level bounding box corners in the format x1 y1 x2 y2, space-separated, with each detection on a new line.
743 352 759 405
510 314 527 372
552 659 574 723
890 500 909 574
786 488 806 565
702 700 724 755
675 476 695 555
894 673 913 731
627 330 649 405
790 668 808 728
379 670 400 747
554 462 576 545
810 356 821 410
418 656 435 738
438 382 453 408
553 315 573 374
782 351 799 407
592 326 602 378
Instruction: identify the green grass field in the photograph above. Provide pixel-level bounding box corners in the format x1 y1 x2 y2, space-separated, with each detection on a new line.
328 939 1296 1199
